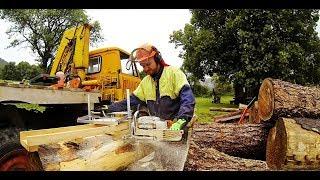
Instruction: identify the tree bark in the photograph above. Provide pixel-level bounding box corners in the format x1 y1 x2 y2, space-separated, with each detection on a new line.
184 141 269 171
258 78 320 122
266 117 320 170
190 122 272 160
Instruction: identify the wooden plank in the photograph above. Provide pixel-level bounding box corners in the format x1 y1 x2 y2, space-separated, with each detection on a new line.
37 131 154 171
0 85 101 104
20 122 128 152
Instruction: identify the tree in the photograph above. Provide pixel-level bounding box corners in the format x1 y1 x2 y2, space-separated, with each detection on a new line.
1 61 42 81
1 62 18 80
16 61 42 80
170 9 320 104
0 9 103 72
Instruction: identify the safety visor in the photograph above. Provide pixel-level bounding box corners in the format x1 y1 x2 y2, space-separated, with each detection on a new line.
130 48 156 62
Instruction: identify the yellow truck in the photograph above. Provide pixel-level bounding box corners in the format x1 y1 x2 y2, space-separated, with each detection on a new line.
0 24 141 170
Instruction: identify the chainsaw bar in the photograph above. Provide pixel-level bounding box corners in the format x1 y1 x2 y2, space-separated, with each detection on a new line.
134 129 184 141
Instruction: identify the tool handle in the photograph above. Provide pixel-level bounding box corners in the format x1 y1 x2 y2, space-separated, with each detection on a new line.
237 96 257 125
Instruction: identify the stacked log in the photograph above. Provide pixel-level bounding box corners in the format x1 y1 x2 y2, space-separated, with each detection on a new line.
184 141 268 171
257 78 320 170
189 122 272 160
258 78 320 122
188 78 320 171
266 117 320 170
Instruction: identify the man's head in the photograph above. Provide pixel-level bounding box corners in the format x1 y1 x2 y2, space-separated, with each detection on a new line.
132 43 162 76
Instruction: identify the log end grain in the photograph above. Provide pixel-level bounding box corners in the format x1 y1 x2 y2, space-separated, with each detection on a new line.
258 78 274 122
266 118 287 170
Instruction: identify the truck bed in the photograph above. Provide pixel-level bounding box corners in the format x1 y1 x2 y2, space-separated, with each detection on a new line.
0 83 101 105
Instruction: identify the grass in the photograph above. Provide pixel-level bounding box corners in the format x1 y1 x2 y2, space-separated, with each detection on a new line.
14 103 46 113
195 94 238 123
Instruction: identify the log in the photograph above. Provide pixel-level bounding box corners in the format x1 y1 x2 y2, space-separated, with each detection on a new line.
258 78 320 122
190 122 272 160
184 141 269 171
266 117 320 170
209 107 240 112
213 110 242 123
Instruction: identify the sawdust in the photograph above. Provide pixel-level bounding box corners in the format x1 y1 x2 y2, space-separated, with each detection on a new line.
125 140 189 171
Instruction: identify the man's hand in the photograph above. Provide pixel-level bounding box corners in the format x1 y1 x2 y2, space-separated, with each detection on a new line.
170 119 187 130
101 105 108 110
94 105 109 112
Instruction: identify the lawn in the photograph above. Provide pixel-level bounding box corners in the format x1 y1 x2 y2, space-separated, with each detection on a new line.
195 95 238 123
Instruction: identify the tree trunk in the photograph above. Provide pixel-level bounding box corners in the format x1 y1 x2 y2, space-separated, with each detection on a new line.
190 122 272 160
184 141 269 171
258 78 320 122
266 117 320 170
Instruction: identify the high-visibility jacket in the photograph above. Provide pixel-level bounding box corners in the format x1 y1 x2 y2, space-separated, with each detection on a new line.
108 66 195 122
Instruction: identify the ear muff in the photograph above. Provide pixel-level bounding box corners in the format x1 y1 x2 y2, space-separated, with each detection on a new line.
151 46 162 63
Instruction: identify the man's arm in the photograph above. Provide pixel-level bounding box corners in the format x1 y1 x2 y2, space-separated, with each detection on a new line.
176 84 196 122
108 94 146 112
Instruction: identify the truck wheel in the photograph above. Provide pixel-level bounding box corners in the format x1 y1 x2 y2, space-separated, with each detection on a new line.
0 127 43 171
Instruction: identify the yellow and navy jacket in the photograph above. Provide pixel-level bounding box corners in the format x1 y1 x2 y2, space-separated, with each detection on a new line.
108 66 195 122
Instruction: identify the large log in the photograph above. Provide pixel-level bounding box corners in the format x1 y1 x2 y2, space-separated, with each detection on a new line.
258 78 320 122
184 141 269 171
266 117 320 170
190 122 272 160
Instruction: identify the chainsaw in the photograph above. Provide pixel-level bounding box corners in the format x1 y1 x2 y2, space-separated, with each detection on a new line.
77 90 184 142
128 110 184 142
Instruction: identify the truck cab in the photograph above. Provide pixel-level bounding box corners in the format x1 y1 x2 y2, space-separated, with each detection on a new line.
84 47 141 104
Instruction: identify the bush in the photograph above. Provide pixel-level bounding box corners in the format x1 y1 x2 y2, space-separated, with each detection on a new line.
192 83 211 97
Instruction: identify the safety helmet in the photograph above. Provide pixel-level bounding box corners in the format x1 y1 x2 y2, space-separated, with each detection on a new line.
130 43 159 62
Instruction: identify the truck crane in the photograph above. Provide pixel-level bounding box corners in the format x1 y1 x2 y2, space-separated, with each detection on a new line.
0 23 141 170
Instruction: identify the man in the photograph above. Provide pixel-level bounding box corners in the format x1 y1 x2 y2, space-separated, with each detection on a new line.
103 43 195 131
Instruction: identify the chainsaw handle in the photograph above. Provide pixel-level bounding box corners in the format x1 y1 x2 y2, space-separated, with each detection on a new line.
237 96 256 125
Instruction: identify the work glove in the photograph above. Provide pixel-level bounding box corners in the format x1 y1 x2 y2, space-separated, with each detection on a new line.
170 119 187 131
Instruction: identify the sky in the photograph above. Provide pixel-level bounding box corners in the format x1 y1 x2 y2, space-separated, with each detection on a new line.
0 9 192 68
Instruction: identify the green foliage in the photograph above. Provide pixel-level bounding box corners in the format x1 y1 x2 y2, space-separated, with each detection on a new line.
212 74 234 95
170 9 320 103
0 9 103 71
192 82 211 97
0 58 8 79
1 61 42 81
1 62 18 80
14 103 46 113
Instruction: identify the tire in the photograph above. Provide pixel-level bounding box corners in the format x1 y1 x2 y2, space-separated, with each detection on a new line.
0 127 43 171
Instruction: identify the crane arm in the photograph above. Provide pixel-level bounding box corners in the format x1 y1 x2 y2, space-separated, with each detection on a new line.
50 23 92 81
